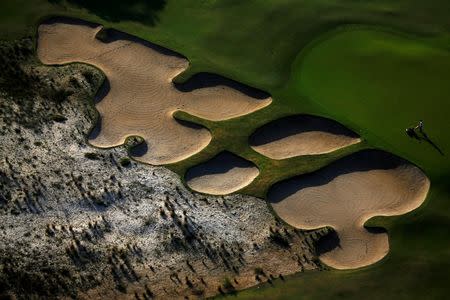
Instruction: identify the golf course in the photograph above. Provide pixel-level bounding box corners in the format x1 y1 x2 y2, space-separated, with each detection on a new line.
1 0 450 299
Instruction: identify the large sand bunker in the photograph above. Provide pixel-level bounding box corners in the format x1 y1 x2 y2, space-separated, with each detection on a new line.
250 115 360 159
37 20 271 165
268 150 430 269
185 152 259 195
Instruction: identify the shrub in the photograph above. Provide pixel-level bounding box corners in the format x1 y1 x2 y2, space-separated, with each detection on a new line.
254 267 265 276
269 230 290 249
222 277 236 295
50 114 67 123
84 152 99 160
119 157 131 167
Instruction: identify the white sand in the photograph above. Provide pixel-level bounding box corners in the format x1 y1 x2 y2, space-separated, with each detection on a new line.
37 22 271 165
185 152 259 195
250 115 360 159
268 151 430 269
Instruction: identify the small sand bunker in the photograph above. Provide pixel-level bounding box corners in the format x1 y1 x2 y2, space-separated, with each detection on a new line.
268 150 429 269
250 115 360 159
37 20 271 165
185 152 259 195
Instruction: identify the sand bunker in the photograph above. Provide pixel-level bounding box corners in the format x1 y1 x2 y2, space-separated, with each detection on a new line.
250 115 360 159
185 152 259 195
268 150 429 269
37 20 271 165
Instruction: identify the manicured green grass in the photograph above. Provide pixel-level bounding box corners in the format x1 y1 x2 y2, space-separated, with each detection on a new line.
1 1 450 299
2 0 450 90
287 27 450 180
232 28 450 299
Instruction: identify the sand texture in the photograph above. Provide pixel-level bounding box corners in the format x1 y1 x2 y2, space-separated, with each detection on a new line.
185 152 259 195
268 150 430 269
37 21 271 165
250 115 360 159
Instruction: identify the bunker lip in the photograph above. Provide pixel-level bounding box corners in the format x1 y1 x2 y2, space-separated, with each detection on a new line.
185 151 259 195
94 27 187 59
268 149 430 269
40 16 187 59
40 16 101 28
174 72 271 100
250 114 360 159
37 20 271 165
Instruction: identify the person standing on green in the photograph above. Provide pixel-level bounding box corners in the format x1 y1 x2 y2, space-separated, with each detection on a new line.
415 120 424 133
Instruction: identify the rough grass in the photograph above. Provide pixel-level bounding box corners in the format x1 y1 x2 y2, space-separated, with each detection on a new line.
1 1 450 299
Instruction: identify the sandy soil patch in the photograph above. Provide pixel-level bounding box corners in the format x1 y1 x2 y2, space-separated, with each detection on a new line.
250 115 360 159
268 150 430 269
37 20 271 165
185 152 259 195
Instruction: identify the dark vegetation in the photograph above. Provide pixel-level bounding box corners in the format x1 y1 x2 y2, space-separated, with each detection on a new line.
160 193 246 277
84 152 100 160
0 39 101 133
0 62 326 297
119 157 131 167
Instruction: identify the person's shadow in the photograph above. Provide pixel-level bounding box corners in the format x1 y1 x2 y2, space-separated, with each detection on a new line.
420 130 444 155
407 127 444 155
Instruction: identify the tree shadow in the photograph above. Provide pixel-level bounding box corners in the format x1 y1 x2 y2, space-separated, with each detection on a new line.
49 0 167 26
129 140 148 158
316 230 340 255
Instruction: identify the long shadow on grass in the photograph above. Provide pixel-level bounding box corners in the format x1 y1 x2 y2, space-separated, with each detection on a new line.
49 0 167 26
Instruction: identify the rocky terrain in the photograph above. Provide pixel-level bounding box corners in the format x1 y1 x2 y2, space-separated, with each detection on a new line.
0 38 327 299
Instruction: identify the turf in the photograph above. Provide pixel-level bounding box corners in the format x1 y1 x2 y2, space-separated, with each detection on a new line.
287 27 450 179
2 0 450 89
1 0 450 299
231 28 450 299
